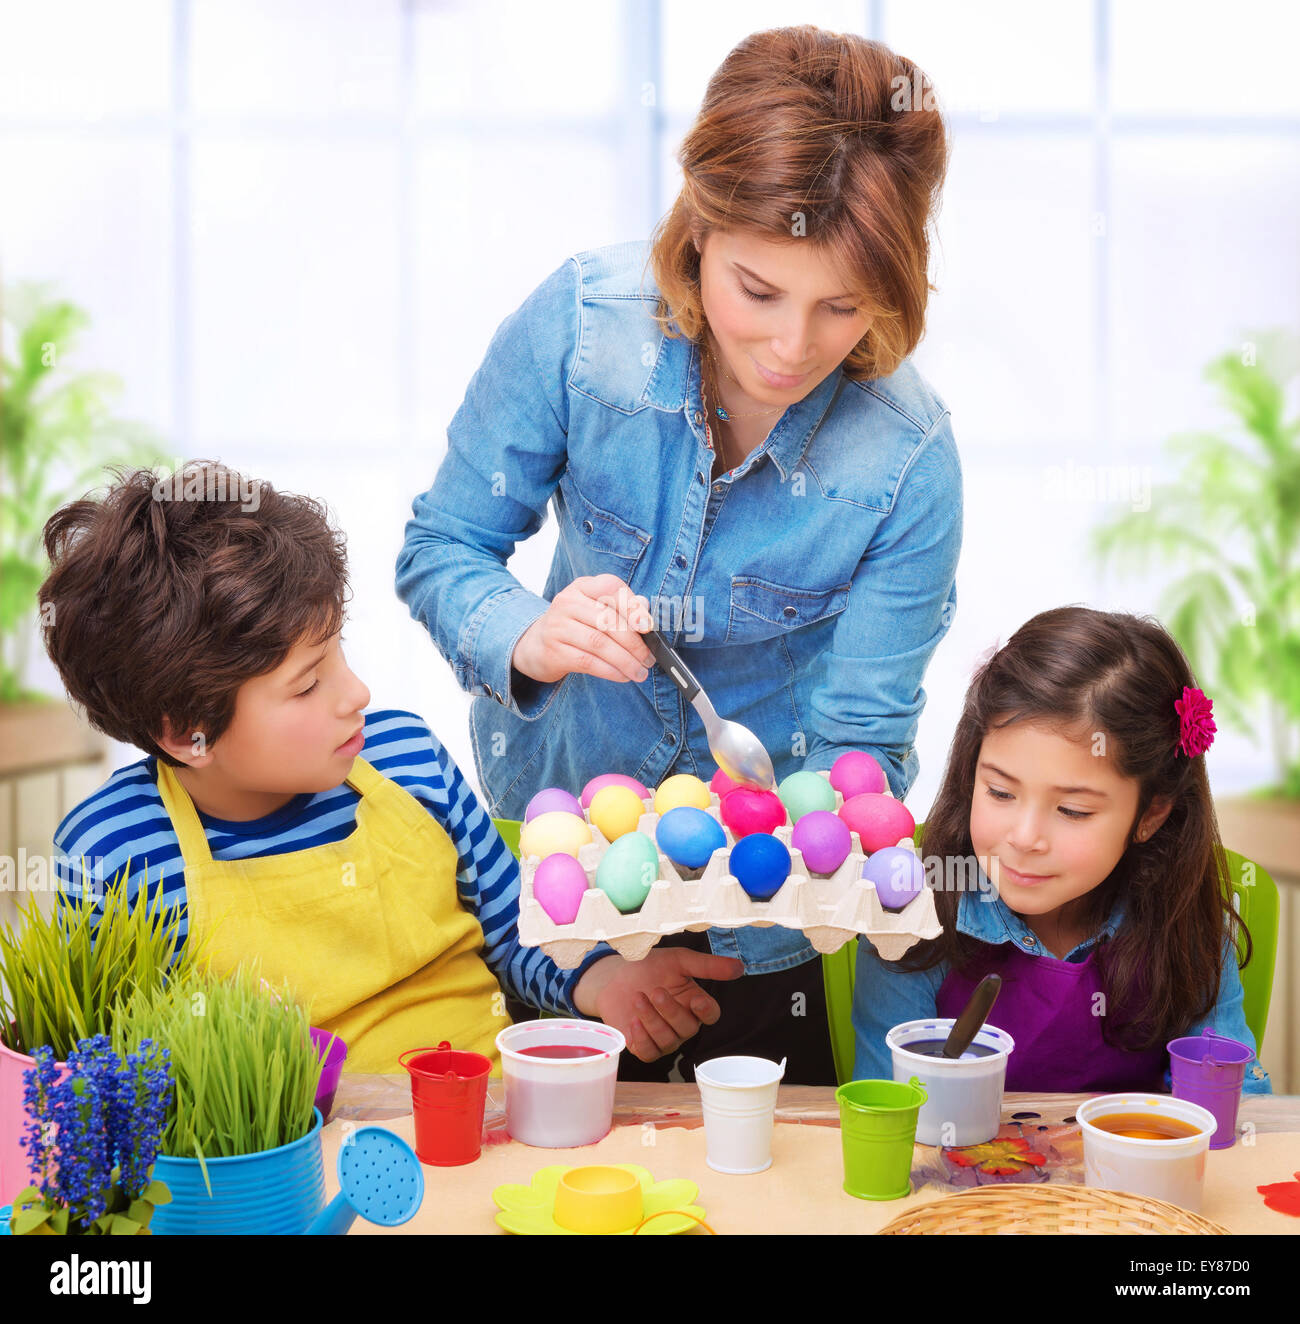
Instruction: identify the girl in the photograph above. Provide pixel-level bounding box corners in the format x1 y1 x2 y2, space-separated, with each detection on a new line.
852 606 1271 1094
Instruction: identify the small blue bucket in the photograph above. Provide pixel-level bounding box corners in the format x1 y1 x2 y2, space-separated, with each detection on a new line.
150 1108 325 1235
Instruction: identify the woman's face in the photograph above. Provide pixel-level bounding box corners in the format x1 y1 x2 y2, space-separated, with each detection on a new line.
694 228 872 404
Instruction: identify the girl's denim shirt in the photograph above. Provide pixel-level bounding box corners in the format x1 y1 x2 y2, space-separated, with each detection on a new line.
852 889 1272 1092
397 240 963 974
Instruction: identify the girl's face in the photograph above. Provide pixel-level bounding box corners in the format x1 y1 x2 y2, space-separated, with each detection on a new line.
968 720 1171 942
694 228 872 404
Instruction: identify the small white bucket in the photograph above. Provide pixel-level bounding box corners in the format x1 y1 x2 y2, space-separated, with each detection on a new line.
694 1055 786 1175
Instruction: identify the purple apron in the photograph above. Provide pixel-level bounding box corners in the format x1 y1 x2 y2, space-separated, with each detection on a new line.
935 944 1168 1093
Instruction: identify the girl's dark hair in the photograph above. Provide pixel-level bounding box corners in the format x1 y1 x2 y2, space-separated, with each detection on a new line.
646 25 949 380
39 462 349 766
897 605 1250 1051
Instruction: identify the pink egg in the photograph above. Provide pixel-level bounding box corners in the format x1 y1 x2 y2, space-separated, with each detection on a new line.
839 793 916 854
710 768 741 798
580 773 650 810
524 787 583 822
791 811 853 875
532 853 590 925
830 750 887 800
720 788 787 839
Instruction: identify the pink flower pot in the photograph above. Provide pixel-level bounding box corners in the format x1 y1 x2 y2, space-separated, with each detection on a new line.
0 1038 40 1205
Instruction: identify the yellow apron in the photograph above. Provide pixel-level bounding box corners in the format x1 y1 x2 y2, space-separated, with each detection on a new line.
156 756 511 1074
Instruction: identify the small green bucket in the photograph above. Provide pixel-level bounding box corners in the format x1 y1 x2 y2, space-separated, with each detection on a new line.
836 1076 928 1202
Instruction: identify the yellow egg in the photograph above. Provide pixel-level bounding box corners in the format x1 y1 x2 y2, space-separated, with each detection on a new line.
589 784 646 841
654 773 711 816
520 810 592 860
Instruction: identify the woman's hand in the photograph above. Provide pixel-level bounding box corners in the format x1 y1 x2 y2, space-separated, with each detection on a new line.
511 574 656 685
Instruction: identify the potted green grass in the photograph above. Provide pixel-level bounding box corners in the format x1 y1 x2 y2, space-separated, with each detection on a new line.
113 966 327 1235
0 868 188 1205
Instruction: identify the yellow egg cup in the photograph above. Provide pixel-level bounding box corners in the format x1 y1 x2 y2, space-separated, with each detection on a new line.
493 1164 705 1235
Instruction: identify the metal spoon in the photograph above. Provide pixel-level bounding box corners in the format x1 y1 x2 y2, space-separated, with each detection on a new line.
643 627 776 790
941 974 1002 1059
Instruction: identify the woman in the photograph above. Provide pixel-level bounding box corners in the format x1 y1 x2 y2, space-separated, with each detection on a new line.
397 27 958 1083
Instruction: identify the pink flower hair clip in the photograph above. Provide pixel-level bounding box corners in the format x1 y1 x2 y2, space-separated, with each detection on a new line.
1175 686 1216 758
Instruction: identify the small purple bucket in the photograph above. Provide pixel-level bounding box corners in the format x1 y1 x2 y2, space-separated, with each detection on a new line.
310 1027 348 1122
1167 1028 1252 1150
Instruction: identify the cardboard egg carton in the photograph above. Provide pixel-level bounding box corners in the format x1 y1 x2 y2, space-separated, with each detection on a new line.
517 774 942 968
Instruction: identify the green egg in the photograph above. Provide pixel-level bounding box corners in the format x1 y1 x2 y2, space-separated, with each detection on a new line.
778 769 838 823
595 831 660 913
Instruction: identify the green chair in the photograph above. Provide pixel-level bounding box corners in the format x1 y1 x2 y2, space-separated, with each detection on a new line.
821 828 1280 1085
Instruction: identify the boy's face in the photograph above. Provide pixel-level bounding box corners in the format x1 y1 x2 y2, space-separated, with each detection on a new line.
217 630 372 795
165 629 372 810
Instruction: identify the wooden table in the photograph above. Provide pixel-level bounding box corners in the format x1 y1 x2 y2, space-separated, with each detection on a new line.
325 1077 1300 1235
334 1076 1300 1132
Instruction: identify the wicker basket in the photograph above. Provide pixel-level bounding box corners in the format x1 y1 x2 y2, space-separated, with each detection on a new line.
877 1184 1230 1235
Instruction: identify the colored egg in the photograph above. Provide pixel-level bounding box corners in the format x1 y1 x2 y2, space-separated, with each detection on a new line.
862 846 926 911
524 787 583 822
655 806 726 870
580 773 650 810
532 853 590 924
589 784 646 842
710 768 741 798
520 810 593 860
719 787 787 839
654 773 711 815
728 833 791 901
830 750 887 800
839 793 916 855
777 769 838 823
595 831 660 913
791 810 852 875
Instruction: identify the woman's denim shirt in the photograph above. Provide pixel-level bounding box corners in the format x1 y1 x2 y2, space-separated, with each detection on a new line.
397 240 963 974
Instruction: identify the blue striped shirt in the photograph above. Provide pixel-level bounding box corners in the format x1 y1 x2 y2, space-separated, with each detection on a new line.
53 708 605 1015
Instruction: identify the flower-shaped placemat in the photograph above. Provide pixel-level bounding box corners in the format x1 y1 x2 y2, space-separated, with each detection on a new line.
492 1163 704 1235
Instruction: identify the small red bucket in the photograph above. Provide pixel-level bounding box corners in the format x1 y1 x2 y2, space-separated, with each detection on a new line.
399 1041 492 1166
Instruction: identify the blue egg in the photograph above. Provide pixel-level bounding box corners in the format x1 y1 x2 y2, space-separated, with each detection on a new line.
729 833 791 900
656 806 726 870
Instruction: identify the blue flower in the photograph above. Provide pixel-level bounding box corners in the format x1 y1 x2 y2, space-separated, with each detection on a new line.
19 1033 174 1231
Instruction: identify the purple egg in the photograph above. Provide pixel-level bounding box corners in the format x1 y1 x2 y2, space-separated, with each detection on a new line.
862 846 926 911
532 853 591 925
792 810 853 875
525 787 584 823
580 773 651 810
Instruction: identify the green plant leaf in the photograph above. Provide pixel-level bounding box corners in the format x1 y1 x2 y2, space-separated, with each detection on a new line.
11 1204 53 1234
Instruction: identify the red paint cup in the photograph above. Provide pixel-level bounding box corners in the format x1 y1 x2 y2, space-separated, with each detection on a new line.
400 1041 492 1166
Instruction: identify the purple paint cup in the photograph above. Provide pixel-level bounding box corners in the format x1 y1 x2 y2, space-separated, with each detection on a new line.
1167 1028 1252 1150
310 1027 348 1122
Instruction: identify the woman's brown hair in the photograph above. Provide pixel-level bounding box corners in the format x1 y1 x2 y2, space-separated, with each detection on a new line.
646 25 949 380
896 606 1251 1051
39 462 350 766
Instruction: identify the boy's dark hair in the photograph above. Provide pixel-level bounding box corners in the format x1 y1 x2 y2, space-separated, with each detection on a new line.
897 605 1251 1051
39 461 349 766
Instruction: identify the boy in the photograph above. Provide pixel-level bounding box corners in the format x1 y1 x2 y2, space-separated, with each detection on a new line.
39 462 739 1072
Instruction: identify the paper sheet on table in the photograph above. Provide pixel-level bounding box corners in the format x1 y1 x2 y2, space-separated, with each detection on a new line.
321 1116 1300 1235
